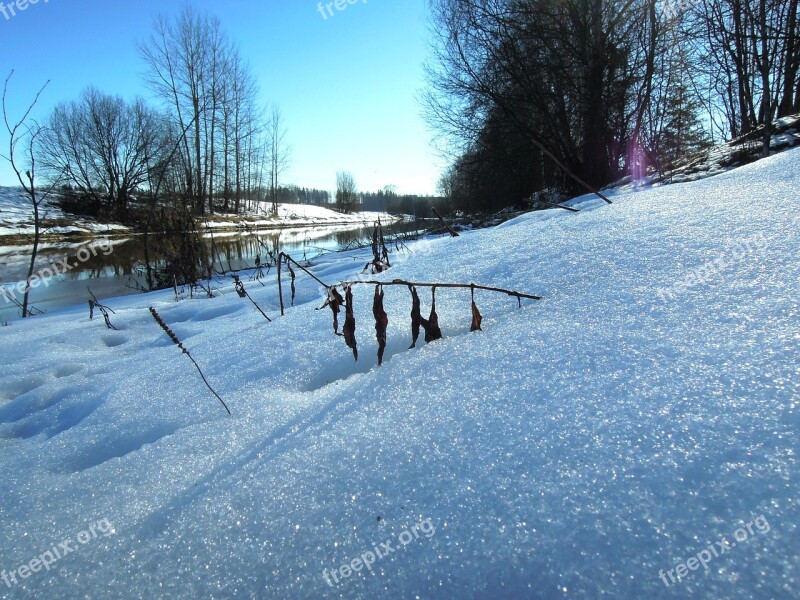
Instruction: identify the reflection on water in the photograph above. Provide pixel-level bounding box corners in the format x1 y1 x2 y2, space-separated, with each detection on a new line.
0 221 425 321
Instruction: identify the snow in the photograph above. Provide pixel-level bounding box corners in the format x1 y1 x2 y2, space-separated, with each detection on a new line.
0 187 133 239
201 204 398 232
608 114 800 193
0 186 398 241
1 149 799 599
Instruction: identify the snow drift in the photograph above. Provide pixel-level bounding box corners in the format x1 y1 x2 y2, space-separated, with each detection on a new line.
1 149 798 599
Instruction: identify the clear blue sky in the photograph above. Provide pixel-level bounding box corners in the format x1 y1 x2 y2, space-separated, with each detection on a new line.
0 0 444 195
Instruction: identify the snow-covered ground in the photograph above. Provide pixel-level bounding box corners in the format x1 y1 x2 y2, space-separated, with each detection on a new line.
0 149 798 599
206 202 398 230
0 187 397 240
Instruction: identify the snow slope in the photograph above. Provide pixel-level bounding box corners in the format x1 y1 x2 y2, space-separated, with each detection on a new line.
0 149 798 599
0 187 129 238
610 113 800 192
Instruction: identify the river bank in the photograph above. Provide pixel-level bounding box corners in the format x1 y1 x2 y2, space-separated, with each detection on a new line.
0 187 402 244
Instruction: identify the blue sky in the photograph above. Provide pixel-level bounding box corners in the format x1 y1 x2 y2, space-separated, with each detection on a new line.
0 0 444 195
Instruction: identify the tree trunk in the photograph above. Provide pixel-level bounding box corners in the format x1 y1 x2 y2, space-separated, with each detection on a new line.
758 0 772 157
21 195 40 318
779 0 799 116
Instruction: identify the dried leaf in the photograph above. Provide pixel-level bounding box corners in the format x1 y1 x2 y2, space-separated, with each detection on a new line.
470 286 483 331
287 263 296 306
373 285 388 365
470 301 483 331
422 287 443 343
343 285 358 361
409 285 422 348
327 286 345 335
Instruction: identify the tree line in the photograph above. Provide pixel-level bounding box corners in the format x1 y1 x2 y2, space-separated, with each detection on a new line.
425 0 799 213
331 174 441 216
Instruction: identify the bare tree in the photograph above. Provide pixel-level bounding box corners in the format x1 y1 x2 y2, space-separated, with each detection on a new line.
1 71 50 318
335 171 359 213
214 45 261 214
267 105 291 216
693 0 799 140
139 7 274 217
39 88 169 216
140 8 223 214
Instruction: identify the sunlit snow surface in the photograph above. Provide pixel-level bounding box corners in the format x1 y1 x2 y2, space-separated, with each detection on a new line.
1 150 798 599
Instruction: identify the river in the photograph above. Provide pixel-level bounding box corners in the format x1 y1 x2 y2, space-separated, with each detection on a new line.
0 221 425 322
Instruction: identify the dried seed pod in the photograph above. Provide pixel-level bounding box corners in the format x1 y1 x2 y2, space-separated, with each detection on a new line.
470 301 483 331
343 285 358 361
470 286 483 332
373 285 388 366
150 307 184 349
409 285 422 349
422 286 443 343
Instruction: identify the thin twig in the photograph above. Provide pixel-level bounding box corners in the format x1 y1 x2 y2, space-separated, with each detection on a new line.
281 252 328 287
277 252 285 316
88 288 117 330
148 307 231 415
336 279 542 302
538 198 580 212
233 276 271 321
280 252 541 308
432 207 460 237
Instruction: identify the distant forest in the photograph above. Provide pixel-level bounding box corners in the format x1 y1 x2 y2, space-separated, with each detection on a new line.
273 185 440 217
